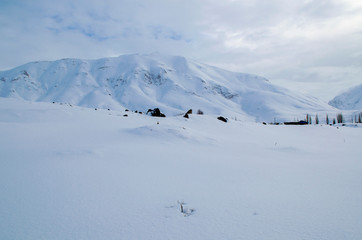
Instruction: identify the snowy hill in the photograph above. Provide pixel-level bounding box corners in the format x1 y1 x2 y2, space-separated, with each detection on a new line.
329 83 362 110
1 97 362 240
0 53 333 121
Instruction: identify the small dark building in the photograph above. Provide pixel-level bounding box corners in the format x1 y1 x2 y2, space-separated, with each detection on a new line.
284 120 308 125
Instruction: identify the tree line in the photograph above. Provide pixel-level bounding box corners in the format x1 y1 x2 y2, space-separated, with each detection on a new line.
305 112 362 125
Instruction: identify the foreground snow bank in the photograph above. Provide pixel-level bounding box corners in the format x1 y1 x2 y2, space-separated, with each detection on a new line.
1 98 362 240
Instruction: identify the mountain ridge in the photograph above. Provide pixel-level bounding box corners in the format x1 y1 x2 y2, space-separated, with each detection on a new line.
0 53 334 121
329 83 362 110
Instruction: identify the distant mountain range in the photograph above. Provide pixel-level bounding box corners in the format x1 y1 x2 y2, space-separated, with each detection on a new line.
329 83 362 110
0 53 335 121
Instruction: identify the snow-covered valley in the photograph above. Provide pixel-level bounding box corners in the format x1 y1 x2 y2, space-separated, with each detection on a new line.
1 97 361 240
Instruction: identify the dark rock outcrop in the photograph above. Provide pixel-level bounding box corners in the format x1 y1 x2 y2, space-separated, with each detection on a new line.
217 116 228 122
147 108 166 117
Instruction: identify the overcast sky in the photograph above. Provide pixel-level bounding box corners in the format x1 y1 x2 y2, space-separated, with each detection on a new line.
1 0 361 100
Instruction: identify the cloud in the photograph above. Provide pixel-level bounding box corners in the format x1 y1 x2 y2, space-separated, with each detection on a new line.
0 0 361 100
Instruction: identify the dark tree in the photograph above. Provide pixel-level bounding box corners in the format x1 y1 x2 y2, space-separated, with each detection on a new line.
326 114 329 125
315 114 319 124
337 113 343 124
305 114 312 124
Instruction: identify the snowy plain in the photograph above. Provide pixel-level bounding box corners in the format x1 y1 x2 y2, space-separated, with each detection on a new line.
1 97 362 240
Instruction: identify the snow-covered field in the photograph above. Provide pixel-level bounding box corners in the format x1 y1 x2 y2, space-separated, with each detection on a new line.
1 97 362 240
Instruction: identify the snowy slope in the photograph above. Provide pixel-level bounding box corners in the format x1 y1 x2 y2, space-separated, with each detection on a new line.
329 83 362 110
1 97 362 240
0 53 333 122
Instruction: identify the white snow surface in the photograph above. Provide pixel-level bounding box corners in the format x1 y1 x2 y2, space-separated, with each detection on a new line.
0 53 334 122
1 97 362 240
329 83 362 110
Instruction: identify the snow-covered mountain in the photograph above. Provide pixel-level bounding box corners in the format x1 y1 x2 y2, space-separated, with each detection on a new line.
0 53 332 121
329 83 362 110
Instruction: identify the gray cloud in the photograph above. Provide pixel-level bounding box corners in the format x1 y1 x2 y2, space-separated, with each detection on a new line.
0 0 361 100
